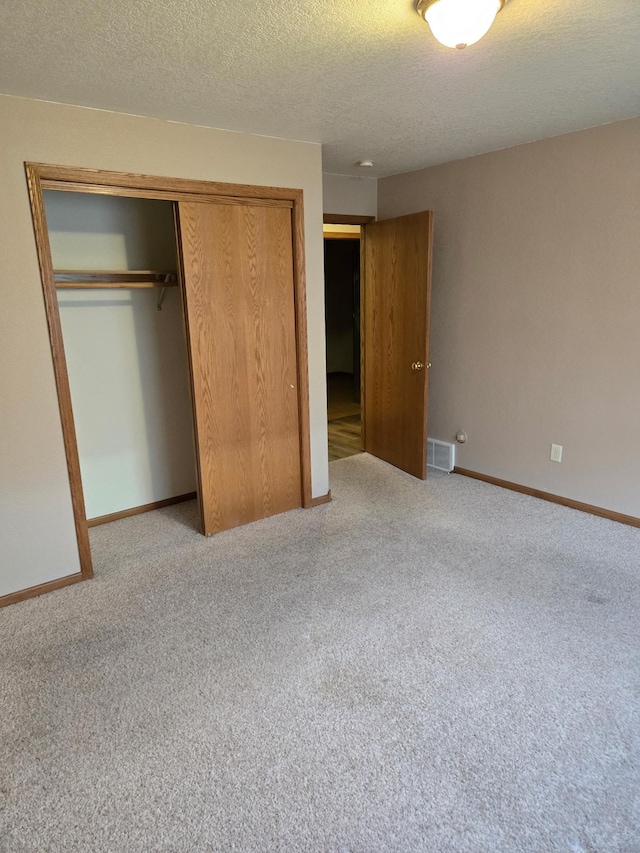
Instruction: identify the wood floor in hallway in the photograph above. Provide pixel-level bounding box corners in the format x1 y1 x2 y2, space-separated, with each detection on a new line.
327 372 362 462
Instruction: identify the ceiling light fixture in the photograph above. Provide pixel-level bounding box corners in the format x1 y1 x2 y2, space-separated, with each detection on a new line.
415 0 508 50
356 160 374 168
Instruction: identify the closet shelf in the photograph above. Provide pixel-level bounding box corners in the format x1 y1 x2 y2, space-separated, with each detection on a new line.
54 270 178 289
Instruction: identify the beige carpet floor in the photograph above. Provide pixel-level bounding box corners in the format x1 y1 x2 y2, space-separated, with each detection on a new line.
2 454 640 852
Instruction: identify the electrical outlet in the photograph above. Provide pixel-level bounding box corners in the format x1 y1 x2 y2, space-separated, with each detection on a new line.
550 444 563 463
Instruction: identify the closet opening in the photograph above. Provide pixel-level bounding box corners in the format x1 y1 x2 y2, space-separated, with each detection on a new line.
44 189 200 561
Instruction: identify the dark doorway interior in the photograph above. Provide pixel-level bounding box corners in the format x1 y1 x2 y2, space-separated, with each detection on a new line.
324 238 362 462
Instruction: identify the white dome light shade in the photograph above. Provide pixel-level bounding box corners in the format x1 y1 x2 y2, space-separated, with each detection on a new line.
424 0 502 49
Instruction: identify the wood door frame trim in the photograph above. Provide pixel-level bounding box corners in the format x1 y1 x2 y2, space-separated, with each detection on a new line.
289 192 314 509
323 231 361 241
25 165 94 581
323 214 375 225
40 180 295 209
24 162 314 590
31 163 302 201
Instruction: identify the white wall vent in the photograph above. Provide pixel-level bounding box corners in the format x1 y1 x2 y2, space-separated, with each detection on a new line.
427 438 455 473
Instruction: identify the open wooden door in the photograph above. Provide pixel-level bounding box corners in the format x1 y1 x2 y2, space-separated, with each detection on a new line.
362 211 433 479
176 201 302 535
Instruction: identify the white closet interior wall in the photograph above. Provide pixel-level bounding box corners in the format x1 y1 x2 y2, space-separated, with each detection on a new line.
43 191 196 520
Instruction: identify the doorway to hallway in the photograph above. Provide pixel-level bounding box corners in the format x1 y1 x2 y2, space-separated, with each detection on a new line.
323 210 434 479
323 223 362 462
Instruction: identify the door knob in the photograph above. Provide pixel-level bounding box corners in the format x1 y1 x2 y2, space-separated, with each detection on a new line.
411 361 424 371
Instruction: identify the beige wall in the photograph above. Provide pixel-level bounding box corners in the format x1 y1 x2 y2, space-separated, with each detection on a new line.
378 117 640 517
323 173 377 217
0 94 327 598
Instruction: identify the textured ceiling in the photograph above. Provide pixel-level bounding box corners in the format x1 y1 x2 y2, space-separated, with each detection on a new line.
2 0 639 176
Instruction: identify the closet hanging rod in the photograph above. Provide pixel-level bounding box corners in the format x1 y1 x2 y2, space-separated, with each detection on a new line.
54 270 178 289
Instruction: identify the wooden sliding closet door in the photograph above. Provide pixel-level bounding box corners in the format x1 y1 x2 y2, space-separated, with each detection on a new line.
177 201 302 535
